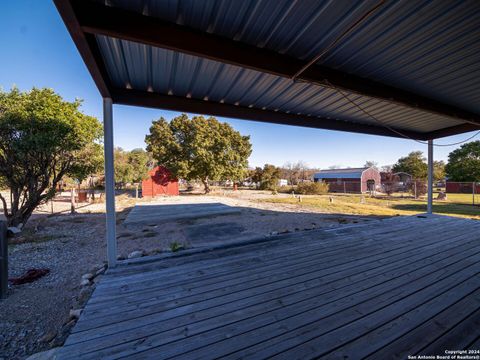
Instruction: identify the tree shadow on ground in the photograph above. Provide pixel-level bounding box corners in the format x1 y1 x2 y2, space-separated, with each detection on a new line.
391 202 479 218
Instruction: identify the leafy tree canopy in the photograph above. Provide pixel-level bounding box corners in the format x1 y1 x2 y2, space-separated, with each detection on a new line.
251 164 281 190
145 114 252 193
445 141 480 181
0 88 102 226
392 151 428 180
114 148 134 187
128 148 153 183
114 148 151 187
69 142 104 183
433 160 445 182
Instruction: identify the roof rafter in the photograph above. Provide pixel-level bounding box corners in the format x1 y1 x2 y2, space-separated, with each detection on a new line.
111 87 429 140
72 0 480 127
53 0 111 98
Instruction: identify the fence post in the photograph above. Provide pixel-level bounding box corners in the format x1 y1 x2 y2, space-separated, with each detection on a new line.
473 182 476 207
0 221 8 299
70 188 76 214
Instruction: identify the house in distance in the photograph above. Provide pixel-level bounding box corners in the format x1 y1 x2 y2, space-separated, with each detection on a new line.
313 167 381 193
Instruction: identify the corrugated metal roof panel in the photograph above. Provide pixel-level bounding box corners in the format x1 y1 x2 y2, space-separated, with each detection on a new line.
95 0 480 118
314 168 370 179
96 35 465 134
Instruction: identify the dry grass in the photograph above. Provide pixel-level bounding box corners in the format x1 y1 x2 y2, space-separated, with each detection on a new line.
262 193 480 220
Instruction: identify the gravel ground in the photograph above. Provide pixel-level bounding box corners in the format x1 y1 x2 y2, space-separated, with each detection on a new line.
0 190 380 359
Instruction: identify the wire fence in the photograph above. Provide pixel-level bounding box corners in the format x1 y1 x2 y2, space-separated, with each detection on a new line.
321 179 420 196
445 181 480 206
320 179 480 206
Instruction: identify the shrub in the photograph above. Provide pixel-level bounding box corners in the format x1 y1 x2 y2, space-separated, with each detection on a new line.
382 172 399 196
169 241 184 252
408 180 427 198
277 186 293 194
296 181 329 195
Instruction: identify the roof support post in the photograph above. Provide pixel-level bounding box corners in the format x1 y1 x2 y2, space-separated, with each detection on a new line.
427 139 434 215
103 97 117 268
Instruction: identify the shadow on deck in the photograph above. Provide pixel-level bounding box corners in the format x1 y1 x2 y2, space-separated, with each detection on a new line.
58 214 480 359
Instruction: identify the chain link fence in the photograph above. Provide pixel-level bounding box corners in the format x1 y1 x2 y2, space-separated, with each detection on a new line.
445 181 480 206
322 179 479 206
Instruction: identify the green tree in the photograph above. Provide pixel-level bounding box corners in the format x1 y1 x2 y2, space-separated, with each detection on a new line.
114 148 134 187
145 114 252 193
392 151 428 180
433 160 445 181
445 141 480 181
114 148 151 187
69 142 104 183
252 164 281 190
0 88 102 226
128 148 152 183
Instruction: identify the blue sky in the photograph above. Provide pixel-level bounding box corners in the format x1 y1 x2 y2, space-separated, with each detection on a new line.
1 1 477 169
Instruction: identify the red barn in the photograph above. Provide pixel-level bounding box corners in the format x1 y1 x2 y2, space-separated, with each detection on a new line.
313 167 381 193
142 166 179 197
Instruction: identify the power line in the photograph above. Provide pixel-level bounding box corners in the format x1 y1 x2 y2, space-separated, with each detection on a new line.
292 0 386 80
291 0 479 147
328 80 480 147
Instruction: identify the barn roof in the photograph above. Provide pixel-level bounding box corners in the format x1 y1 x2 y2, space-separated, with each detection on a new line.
314 167 372 179
54 0 480 140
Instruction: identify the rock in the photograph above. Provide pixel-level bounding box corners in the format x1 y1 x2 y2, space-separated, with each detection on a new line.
95 267 106 277
80 279 90 286
62 319 77 331
92 264 106 272
77 288 92 304
437 191 447 200
127 250 144 259
81 273 94 281
117 254 126 260
69 309 82 319
25 348 60 360
7 226 21 235
38 330 56 343
116 231 133 239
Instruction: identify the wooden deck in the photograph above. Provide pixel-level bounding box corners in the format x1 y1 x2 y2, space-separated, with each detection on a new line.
58 215 480 359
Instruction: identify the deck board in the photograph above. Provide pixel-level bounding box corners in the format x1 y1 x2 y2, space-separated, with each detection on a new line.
57 215 480 359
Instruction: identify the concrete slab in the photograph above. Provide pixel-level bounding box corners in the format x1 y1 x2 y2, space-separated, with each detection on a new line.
185 222 247 246
124 202 241 226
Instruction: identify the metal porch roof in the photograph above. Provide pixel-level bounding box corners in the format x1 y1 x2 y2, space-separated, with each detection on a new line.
54 0 480 140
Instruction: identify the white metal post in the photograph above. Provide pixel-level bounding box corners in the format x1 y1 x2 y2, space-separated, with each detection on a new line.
427 139 434 214
103 98 117 267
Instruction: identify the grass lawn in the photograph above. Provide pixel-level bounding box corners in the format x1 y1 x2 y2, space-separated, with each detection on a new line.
262 192 480 220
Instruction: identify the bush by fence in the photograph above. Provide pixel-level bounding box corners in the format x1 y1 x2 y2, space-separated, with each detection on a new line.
295 181 329 195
